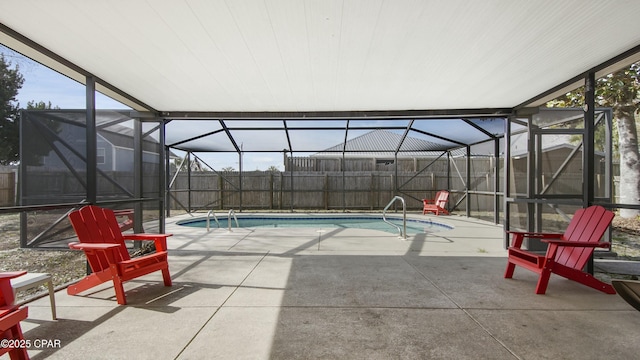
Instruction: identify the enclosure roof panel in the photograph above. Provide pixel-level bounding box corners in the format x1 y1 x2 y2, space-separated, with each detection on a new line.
2 1 640 113
320 129 452 154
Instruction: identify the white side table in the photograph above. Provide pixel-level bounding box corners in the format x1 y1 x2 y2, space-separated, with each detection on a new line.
10 272 57 320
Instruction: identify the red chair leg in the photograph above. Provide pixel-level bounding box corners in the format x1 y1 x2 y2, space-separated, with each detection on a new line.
67 271 112 296
535 267 552 294
7 325 29 360
161 268 172 287
110 273 127 305
504 262 516 279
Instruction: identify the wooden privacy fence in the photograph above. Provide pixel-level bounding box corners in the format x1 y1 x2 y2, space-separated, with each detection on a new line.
169 170 499 212
0 172 15 206
11 163 611 212
19 166 162 206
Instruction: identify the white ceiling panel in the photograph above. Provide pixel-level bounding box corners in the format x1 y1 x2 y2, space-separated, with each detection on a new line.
1 0 640 113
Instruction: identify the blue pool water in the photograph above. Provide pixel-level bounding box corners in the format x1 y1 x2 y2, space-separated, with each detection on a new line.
177 215 453 235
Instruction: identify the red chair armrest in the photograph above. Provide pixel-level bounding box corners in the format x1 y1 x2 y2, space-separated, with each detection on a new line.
506 231 566 249
0 272 27 280
122 234 172 241
123 234 172 252
541 239 611 248
506 231 564 239
68 242 123 266
68 242 121 250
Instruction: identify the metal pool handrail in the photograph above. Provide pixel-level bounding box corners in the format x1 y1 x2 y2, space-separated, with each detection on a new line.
228 209 239 231
382 196 407 240
206 210 220 231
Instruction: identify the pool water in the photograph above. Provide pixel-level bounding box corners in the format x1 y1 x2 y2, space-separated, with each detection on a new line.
177 215 453 235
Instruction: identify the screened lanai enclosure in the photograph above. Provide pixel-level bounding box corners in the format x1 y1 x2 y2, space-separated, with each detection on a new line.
16 106 616 251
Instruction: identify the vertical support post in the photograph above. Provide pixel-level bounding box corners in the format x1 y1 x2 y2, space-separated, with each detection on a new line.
584 71 596 207
85 76 97 274
133 118 142 235
239 149 243 212
161 122 169 226
86 76 97 205
465 145 471 217
526 115 535 234
604 109 613 202
504 116 512 248
290 151 294 212
535 125 543 232
341 153 346 212
446 151 451 192
342 123 349 213
19 111 27 247
394 153 398 195
584 71 596 274
187 152 191 212
494 137 500 224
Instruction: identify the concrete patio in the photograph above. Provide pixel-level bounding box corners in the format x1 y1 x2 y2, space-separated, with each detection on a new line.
14 213 640 359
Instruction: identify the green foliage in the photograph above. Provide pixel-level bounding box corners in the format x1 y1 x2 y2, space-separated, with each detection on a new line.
22 101 61 166
26 100 59 110
597 62 640 108
546 61 640 157
547 62 640 109
0 54 25 165
221 166 235 172
0 55 62 166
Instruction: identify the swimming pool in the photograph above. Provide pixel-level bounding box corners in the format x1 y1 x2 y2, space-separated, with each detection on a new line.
176 215 453 235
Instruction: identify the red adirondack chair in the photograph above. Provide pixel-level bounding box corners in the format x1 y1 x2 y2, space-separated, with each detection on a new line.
67 205 172 305
0 272 30 360
422 190 450 215
504 205 615 294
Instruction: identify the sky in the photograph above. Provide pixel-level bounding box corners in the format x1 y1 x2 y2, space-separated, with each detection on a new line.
2 46 128 110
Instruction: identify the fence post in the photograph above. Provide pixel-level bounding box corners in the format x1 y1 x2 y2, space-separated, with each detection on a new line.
219 175 224 209
279 172 283 210
270 172 274 209
324 173 328 210
370 173 374 210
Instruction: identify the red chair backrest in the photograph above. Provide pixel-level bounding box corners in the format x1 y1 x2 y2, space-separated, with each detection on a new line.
435 191 449 207
69 205 131 272
555 205 614 270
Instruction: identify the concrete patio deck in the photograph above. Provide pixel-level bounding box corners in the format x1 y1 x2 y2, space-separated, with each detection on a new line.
14 213 640 359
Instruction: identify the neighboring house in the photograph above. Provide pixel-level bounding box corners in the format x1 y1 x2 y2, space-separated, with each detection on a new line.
285 129 481 172
510 133 607 174
21 110 164 172
19 110 174 205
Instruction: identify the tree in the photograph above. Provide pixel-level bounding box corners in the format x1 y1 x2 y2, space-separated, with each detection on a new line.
547 62 640 218
21 101 61 166
26 100 57 110
0 54 24 165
